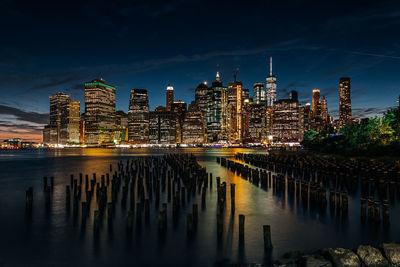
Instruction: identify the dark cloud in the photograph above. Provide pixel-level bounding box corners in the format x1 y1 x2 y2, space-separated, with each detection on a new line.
0 104 48 124
279 82 309 99
352 107 391 118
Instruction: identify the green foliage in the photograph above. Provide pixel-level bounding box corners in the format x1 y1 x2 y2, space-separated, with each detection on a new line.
302 107 400 157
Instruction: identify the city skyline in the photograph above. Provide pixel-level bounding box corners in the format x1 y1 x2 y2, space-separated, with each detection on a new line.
2 68 399 143
37 72 366 146
1 0 400 142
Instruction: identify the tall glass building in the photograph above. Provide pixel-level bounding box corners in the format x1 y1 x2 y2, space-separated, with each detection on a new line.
43 92 80 145
253 82 265 104
207 73 228 143
128 89 149 143
84 78 116 145
266 57 277 107
339 77 351 127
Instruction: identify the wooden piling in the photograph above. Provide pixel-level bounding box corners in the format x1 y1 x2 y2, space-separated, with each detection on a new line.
187 213 193 235
193 204 198 226
126 211 133 231
45 186 50 207
239 214 245 243
66 185 71 204
26 187 33 210
231 183 235 212
360 198 366 219
94 210 100 233
263 225 273 250
81 202 87 222
145 199 150 221
43 176 47 190
383 203 390 227
107 202 113 219
374 201 381 224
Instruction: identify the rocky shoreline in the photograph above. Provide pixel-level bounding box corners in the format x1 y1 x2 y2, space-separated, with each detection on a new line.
273 242 400 266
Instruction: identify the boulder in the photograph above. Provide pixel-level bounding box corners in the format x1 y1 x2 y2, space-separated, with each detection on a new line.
382 243 400 267
273 261 297 267
356 245 388 267
275 250 303 266
321 248 360 267
301 254 332 267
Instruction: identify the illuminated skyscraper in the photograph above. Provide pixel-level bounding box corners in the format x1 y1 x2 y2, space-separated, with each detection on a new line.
149 111 177 144
339 77 351 126
47 92 69 144
228 81 243 143
247 103 267 143
253 82 265 104
128 89 149 143
60 98 80 144
266 57 277 107
44 92 80 145
166 84 174 111
207 72 228 143
272 98 303 142
312 89 321 118
195 82 208 114
84 78 116 145
182 103 204 144
171 100 187 143
195 82 208 140
321 96 328 122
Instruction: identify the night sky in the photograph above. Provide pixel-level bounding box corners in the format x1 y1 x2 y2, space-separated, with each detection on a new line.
1 0 400 141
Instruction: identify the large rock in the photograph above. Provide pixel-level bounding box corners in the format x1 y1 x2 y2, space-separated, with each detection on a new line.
274 250 303 266
301 254 332 267
382 243 400 267
321 248 360 267
356 245 388 267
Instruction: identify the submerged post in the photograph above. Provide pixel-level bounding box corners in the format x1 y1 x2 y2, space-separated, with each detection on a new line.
239 214 245 244
231 183 235 212
263 225 273 250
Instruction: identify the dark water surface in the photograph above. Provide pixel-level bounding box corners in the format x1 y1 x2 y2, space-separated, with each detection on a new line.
0 148 399 266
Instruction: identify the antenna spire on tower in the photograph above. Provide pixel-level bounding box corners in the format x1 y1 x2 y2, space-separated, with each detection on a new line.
269 56 272 76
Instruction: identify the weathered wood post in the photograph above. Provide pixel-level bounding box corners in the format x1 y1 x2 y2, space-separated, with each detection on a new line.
107 202 113 224
66 185 71 204
126 211 133 232
136 202 142 228
263 225 273 250
43 176 47 190
93 210 100 233
231 183 235 212
383 202 390 227
374 201 381 224
360 198 366 220
81 202 87 223
217 211 223 239
193 204 198 226
45 186 51 207
158 203 167 232
145 199 150 222
187 213 193 235
181 187 186 206
367 197 374 222
26 187 33 211
239 214 245 244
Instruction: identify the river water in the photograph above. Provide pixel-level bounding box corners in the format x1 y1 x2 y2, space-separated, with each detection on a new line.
0 148 398 266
